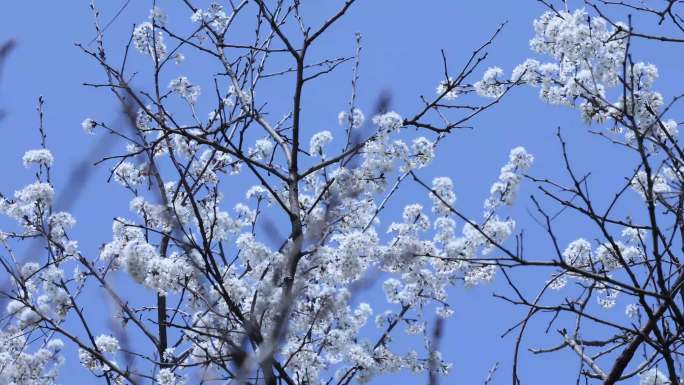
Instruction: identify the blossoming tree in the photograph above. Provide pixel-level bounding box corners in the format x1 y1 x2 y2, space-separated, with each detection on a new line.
0 1 534 385
13 0 684 385
470 1 684 385
10 1 684 385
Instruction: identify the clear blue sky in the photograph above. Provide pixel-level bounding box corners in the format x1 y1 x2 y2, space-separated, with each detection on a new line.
1 1 681 384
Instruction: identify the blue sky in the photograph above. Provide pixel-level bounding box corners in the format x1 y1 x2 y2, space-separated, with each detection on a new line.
1 1 681 384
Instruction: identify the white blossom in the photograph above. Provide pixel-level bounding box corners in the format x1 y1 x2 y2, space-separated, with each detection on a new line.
48 211 76 240
173 52 185 65
430 177 456 216
81 118 96 134
631 170 671 201
191 3 230 33
95 335 120 354
310 130 333 157
169 76 200 104
563 238 593 269
22 149 53 168
410 137 434 169
133 22 167 58
372 111 403 133
122 240 157 284
484 146 533 212
625 303 639 319
436 77 459 100
548 275 567 290
113 162 144 187
338 108 365 128
474 67 505 98
149 6 167 27
0 181 54 230
251 138 274 160
0 330 63 385
21 262 40 278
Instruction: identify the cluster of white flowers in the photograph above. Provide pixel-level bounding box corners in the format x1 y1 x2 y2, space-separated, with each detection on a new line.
510 8 678 153
81 117 97 134
22 149 53 168
228 85 253 106
49 211 76 241
99 217 192 294
143 252 195 294
373 111 404 133
95 335 120 354
35 265 71 320
0 181 54 232
135 108 153 131
149 6 167 27
563 235 643 274
562 238 593 269
430 177 456 216
630 169 672 202
0 329 64 385
169 76 200 104
157 368 186 385
133 21 167 58
78 342 118 376
625 303 640 319
464 264 497 287
372 147 529 325
474 67 506 98
113 161 144 187
129 196 172 231
80 340 114 378
556 228 645 308
120 239 191 293
250 138 274 160
309 130 333 157
484 146 534 212
191 3 230 33
596 283 619 309
436 77 459 100
338 107 365 128
409 137 435 170
521 9 626 109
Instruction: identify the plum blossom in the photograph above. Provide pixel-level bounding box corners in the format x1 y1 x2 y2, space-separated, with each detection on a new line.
81 118 96 134
169 76 200 104
338 108 365 128
133 22 167 58
113 162 144 187
22 149 53 168
430 177 456 216
0 330 64 385
95 335 119 354
436 77 459 100
310 130 333 157
372 111 403 133
625 303 639 319
474 67 505 98
191 3 230 33
484 146 533 212
251 138 273 160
